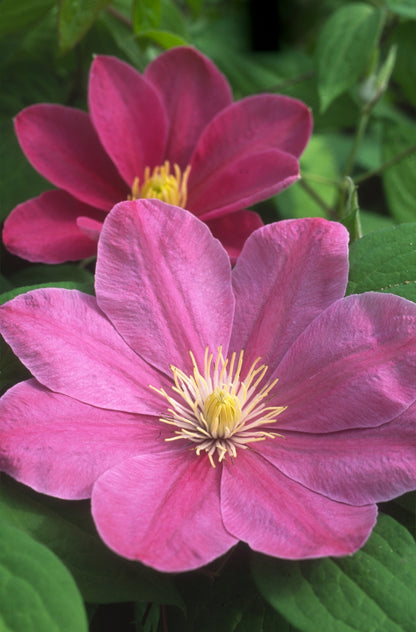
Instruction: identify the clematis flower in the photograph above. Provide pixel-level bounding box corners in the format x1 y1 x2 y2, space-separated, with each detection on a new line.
2 47 312 263
1 199 416 573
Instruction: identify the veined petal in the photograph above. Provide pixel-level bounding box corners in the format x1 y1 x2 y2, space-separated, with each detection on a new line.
205 210 263 264
221 450 377 559
230 218 349 371
91 450 237 572
187 94 312 215
95 199 235 373
0 380 162 500
14 104 126 209
145 46 232 168
275 293 416 433
259 405 416 506
2 190 103 263
88 55 167 186
0 288 169 413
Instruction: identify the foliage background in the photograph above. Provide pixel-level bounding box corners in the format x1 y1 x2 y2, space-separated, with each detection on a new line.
1 1 416 630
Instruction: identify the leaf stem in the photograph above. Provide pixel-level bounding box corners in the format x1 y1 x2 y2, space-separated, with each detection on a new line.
355 142 416 184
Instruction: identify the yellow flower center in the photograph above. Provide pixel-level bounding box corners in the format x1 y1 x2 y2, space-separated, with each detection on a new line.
129 161 191 207
150 347 286 467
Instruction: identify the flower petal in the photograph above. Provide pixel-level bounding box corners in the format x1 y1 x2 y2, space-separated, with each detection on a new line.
88 55 167 186
221 450 377 559
275 293 416 433
259 405 416 506
95 199 235 373
3 190 103 263
0 380 162 499
187 95 312 216
14 104 126 209
91 450 237 572
205 210 264 263
230 218 349 371
0 288 168 413
145 46 232 167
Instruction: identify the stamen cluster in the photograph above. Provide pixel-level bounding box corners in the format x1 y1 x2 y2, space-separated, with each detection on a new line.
130 161 191 207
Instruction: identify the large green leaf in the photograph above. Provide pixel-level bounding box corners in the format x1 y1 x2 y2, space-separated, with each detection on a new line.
252 514 416 632
316 3 384 112
382 120 416 223
0 520 87 632
385 0 416 19
0 476 182 607
347 223 416 301
58 0 112 52
0 0 54 38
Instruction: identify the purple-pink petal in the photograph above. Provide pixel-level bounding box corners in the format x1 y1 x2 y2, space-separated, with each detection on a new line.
274 292 416 433
88 55 167 186
0 380 162 500
2 190 102 263
230 218 349 372
259 403 416 506
145 46 232 168
205 210 263 264
221 450 378 559
91 451 237 572
0 288 169 414
14 104 126 209
95 200 235 374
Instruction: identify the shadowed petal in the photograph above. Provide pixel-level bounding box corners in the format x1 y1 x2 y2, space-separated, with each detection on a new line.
95 199 235 373
221 450 377 559
187 95 312 215
2 190 103 263
145 46 232 167
230 218 349 371
260 404 416 505
14 104 126 209
205 210 263 263
0 288 169 413
275 293 416 433
88 55 167 186
0 380 163 500
91 450 237 572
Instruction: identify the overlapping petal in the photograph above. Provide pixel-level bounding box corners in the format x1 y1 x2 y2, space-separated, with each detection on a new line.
92 451 237 572
2 190 102 263
14 104 126 209
205 210 263 264
221 450 378 559
95 200 235 373
145 46 232 167
0 288 168 413
0 380 162 500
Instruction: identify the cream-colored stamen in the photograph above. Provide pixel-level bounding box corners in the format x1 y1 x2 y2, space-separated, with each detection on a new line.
129 161 191 207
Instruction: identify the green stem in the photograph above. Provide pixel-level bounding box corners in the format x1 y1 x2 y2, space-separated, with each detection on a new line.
301 172 340 186
298 179 334 217
355 141 416 184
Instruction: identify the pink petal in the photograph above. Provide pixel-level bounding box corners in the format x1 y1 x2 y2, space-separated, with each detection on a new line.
95 199 235 374
14 104 127 209
259 404 416 506
221 450 377 559
0 380 163 500
88 55 167 186
229 218 349 371
0 288 169 413
205 210 264 263
275 293 416 433
91 450 237 572
3 190 103 263
145 46 232 167
187 95 312 216
76 216 103 241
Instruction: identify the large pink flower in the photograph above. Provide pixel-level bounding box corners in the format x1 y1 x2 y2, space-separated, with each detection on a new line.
2 47 312 263
1 200 416 573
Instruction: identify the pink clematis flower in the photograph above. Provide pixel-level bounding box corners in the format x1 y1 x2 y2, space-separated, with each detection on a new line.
2 47 312 263
1 199 416 573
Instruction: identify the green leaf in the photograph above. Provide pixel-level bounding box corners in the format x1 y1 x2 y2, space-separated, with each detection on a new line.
392 23 416 107
138 28 188 48
10 264 94 288
382 120 416 223
0 281 94 306
133 0 161 32
0 477 182 606
252 514 416 632
0 0 54 38
385 0 416 19
0 520 87 632
316 3 385 112
347 223 416 301
58 0 112 52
